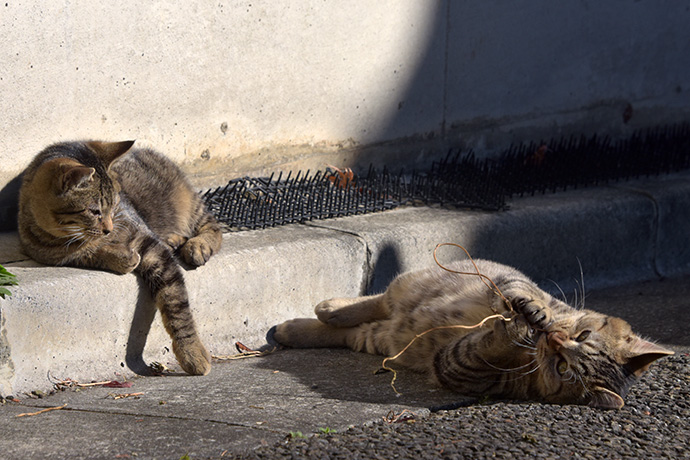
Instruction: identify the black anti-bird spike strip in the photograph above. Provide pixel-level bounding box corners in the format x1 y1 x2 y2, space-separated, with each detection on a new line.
201 123 690 231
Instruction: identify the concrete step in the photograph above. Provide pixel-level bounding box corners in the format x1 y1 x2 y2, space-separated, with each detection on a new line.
1 171 689 397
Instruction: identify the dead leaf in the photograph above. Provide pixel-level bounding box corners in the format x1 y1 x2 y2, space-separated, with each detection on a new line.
103 380 134 388
326 165 355 189
235 341 254 353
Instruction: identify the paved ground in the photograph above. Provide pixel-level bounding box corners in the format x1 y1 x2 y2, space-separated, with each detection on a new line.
1 274 688 459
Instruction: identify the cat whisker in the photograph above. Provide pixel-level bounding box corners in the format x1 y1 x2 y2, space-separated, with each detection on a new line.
511 339 537 351
481 357 537 373
65 235 86 249
576 257 586 310
573 279 579 308
520 362 542 376
484 361 541 385
563 371 579 385
61 228 97 250
547 279 568 303
571 367 589 393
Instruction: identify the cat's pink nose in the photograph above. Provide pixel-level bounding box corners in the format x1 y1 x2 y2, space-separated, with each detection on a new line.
102 215 114 234
547 331 568 351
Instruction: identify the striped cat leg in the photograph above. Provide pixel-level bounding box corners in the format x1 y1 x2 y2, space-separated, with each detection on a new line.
137 236 211 375
315 294 388 327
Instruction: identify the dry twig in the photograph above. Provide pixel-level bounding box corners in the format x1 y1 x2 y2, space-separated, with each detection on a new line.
107 392 144 400
433 243 510 309
48 371 131 389
16 404 67 417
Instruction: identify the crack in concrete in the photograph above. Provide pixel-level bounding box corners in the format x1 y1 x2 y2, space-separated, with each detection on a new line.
16 403 285 434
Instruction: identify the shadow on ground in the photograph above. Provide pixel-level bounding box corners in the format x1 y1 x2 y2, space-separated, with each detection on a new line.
254 347 466 409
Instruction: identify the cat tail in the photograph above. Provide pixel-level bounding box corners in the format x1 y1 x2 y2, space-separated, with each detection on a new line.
136 234 211 375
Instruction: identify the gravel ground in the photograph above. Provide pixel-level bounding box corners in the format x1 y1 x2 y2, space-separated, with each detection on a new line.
235 350 689 459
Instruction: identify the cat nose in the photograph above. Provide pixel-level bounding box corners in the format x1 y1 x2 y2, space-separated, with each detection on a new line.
547 331 568 351
102 215 114 234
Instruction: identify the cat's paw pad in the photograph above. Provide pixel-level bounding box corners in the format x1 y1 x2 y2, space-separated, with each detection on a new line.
173 338 211 376
511 297 553 330
180 237 214 267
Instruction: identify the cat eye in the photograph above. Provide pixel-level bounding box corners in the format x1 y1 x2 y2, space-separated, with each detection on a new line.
575 330 591 342
557 359 568 375
59 209 86 215
89 208 102 217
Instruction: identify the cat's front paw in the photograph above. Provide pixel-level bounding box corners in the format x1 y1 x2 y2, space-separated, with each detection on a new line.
511 297 553 331
180 236 214 267
122 251 141 274
109 249 141 274
166 233 188 251
172 337 211 376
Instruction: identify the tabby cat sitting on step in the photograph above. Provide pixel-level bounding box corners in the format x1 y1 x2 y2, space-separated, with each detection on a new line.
18 140 222 375
273 259 673 409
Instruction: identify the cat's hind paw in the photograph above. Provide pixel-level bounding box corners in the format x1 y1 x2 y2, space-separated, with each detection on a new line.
273 318 349 348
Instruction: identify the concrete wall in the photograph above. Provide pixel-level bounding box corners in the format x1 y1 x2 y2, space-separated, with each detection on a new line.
1 1 689 230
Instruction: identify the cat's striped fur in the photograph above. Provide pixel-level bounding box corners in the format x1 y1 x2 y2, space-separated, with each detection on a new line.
18 140 222 375
274 260 673 408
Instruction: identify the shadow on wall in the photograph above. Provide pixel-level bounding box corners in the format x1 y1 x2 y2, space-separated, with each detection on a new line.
347 2 690 173
125 278 158 376
367 243 402 295
348 1 449 173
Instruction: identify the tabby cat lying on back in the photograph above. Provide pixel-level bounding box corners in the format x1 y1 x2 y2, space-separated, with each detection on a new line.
274 260 673 409
18 140 222 375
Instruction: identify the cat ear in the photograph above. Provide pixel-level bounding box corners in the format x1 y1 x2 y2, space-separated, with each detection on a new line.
625 338 674 377
60 164 96 192
86 140 135 167
589 387 625 410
